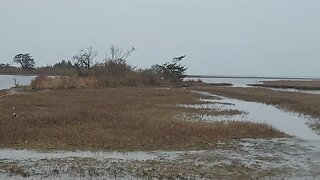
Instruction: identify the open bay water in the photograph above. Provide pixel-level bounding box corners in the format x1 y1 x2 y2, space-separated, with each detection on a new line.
0 75 36 90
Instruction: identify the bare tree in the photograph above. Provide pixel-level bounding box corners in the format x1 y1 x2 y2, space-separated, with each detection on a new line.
106 45 135 63
103 45 136 76
73 47 97 70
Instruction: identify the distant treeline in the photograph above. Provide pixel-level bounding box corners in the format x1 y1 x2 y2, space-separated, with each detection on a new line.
1 45 190 88
0 62 77 76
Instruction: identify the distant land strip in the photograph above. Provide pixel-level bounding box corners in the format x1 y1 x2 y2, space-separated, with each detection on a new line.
186 75 320 80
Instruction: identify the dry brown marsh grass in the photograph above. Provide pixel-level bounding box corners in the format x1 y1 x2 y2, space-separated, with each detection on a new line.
31 76 98 89
31 75 165 89
0 90 6 97
0 88 285 151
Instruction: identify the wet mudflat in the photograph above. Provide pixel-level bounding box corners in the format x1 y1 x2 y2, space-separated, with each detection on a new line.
0 138 319 179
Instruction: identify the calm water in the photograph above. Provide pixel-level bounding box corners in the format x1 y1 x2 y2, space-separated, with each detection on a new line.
184 77 309 87
190 91 320 140
185 77 320 94
0 75 36 90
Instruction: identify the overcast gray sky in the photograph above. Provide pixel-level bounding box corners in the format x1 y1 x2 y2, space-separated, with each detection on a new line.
0 0 319 77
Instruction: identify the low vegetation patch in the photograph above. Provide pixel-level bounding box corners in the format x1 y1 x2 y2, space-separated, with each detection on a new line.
31 76 99 89
30 74 163 89
0 88 284 151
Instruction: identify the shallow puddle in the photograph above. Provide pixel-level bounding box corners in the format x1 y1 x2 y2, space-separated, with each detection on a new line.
0 149 174 161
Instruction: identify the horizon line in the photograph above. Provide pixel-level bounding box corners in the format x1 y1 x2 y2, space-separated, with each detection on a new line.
186 75 320 80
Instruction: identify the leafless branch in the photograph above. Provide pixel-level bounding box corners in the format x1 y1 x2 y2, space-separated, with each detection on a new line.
73 46 97 69
106 45 135 63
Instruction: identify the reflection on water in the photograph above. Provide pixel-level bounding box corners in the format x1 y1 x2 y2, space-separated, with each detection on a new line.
187 91 320 140
0 75 36 90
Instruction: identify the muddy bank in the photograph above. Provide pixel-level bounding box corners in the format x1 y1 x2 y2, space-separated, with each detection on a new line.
0 138 319 179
